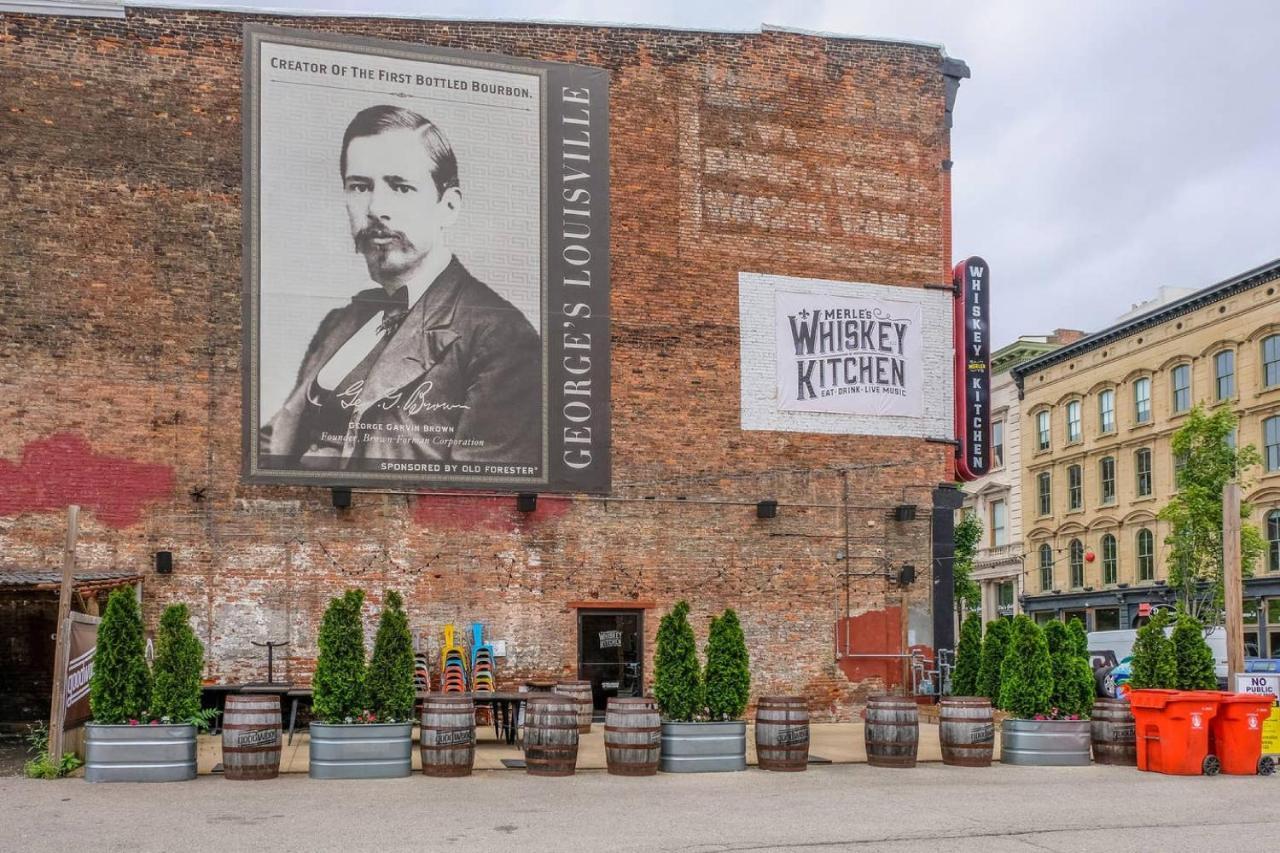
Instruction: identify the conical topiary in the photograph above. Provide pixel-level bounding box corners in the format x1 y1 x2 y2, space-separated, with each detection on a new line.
1045 620 1094 718
1044 621 1072 710
1129 610 1177 690
1171 611 1217 691
1066 617 1088 659
704 608 750 720
977 618 1011 703
90 587 152 724
366 590 415 722
998 615 1053 718
653 600 704 722
151 603 204 723
952 612 983 697
313 589 367 723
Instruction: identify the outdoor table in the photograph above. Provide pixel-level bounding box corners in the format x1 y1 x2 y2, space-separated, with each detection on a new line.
472 691 531 745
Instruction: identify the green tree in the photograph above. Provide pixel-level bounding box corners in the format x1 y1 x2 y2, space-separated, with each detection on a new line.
977 617 1011 703
1129 610 1177 690
998 615 1053 718
1159 405 1265 621
953 513 983 619
150 603 204 722
1171 611 1217 690
1045 620 1094 717
366 590 415 722
90 587 152 724
704 608 751 720
1066 617 1088 658
653 600 704 721
952 612 983 696
313 589 367 723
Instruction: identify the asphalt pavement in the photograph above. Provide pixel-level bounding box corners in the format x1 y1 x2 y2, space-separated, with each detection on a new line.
2 763 1275 852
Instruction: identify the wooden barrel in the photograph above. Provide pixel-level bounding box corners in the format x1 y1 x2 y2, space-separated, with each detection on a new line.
1091 697 1137 766
554 680 595 733
420 693 475 778
221 694 281 780
939 696 994 767
524 694 580 777
604 697 660 776
524 679 556 692
864 695 918 768
755 696 810 772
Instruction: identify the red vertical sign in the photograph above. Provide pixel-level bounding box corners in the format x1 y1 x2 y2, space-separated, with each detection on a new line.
954 257 990 481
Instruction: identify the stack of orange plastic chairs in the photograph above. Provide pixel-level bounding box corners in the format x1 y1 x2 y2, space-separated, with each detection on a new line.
440 624 469 692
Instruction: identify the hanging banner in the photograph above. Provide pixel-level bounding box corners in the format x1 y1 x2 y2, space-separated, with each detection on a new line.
774 290 924 416
63 613 100 730
953 257 990 481
241 25 611 494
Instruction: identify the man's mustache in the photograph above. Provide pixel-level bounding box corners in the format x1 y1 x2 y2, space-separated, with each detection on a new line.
354 222 414 254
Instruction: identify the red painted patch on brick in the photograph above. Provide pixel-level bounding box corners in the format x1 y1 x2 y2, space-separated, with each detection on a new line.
836 608 906 689
412 493 571 531
0 434 174 528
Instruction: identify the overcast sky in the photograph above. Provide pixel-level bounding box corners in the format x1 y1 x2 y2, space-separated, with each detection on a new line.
175 0 1280 346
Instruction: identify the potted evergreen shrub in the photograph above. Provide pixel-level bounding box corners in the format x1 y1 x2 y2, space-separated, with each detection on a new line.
977 617 1011 705
86 594 202 782
656 601 750 772
951 612 983 697
998 615 1091 766
309 589 414 779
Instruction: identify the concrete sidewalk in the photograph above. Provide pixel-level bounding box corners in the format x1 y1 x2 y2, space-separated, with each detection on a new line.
199 721 979 774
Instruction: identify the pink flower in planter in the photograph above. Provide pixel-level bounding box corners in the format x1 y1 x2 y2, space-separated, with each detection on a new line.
129 719 139 726
150 720 160 726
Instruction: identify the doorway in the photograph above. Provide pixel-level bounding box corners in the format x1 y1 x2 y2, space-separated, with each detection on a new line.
577 610 643 714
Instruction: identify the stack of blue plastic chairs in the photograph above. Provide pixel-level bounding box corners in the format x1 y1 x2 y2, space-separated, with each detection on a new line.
471 623 496 693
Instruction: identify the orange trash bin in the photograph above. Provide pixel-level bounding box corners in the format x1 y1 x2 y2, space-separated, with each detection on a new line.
1127 689 1221 775
1208 692 1276 776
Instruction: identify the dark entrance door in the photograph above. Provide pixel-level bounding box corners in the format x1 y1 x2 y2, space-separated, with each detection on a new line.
578 610 643 714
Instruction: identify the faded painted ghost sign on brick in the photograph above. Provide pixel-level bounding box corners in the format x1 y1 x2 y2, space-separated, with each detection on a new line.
775 290 924 416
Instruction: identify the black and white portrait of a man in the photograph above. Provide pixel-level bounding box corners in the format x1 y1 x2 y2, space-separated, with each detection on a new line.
260 104 542 473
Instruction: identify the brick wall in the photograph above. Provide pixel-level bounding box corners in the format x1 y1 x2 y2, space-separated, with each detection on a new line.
0 9 959 718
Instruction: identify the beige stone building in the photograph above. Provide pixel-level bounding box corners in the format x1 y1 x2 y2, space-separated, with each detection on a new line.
961 332 1082 625
1011 258 1280 649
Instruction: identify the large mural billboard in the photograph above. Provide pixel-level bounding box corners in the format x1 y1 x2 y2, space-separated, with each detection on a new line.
241 25 610 493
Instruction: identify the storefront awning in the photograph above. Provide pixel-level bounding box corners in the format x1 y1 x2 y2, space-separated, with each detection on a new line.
0 567 142 594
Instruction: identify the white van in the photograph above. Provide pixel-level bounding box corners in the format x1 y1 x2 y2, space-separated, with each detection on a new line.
1086 626 1254 696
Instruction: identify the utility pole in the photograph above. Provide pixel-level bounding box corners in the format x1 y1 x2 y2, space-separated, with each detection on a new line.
1223 483 1243 684
48 505 80 763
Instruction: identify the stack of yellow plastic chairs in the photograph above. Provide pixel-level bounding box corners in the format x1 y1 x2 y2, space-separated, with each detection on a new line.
440 624 468 692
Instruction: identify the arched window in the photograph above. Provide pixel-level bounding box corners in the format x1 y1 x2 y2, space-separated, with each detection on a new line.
1069 539 1085 589
1101 534 1118 585
1099 389 1116 433
1263 335 1280 388
1269 510 1280 574
1171 363 1191 414
1066 400 1082 443
1137 528 1155 581
1068 464 1083 510
1039 544 1054 591
1215 350 1235 401
1134 377 1152 423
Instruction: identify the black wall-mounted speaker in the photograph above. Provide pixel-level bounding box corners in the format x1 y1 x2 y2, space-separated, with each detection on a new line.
756 500 778 519
517 493 538 513
331 487 352 509
155 551 173 575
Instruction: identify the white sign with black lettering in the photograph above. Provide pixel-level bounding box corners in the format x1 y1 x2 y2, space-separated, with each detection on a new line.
1235 673 1280 699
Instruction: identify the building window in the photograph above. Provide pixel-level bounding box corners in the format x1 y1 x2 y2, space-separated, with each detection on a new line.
991 499 1007 547
1066 400 1082 443
1215 350 1235 401
997 581 1015 617
1172 364 1191 414
1094 608 1121 631
1039 544 1054 591
1100 456 1116 504
1268 510 1280 573
1137 528 1155 581
1135 377 1152 424
1069 539 1085 589
1036 410 1051 451
1037 472 1052 516
1136 448 1153 497
1068 465 1083 511
1264 335 1280 388
1266 416 1280 473
1099 389 1115 433
992 420 1005 468
1101 533 1118 585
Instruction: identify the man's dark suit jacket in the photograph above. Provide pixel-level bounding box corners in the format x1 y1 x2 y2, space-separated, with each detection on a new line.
262 257 542 471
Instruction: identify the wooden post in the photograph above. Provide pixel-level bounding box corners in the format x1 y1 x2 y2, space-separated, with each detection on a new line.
1223 483 1244 685
48 505 80 763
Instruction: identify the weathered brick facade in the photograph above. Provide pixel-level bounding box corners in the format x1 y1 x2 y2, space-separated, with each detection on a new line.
0 8 962 719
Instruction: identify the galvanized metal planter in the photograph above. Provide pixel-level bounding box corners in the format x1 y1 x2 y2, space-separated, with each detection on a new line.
308 721 412 779
660 721 746 773
84 723 197 783
1000 718 1092 766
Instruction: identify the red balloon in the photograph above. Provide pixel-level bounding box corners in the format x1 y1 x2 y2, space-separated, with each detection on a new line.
1084 550 1096 563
